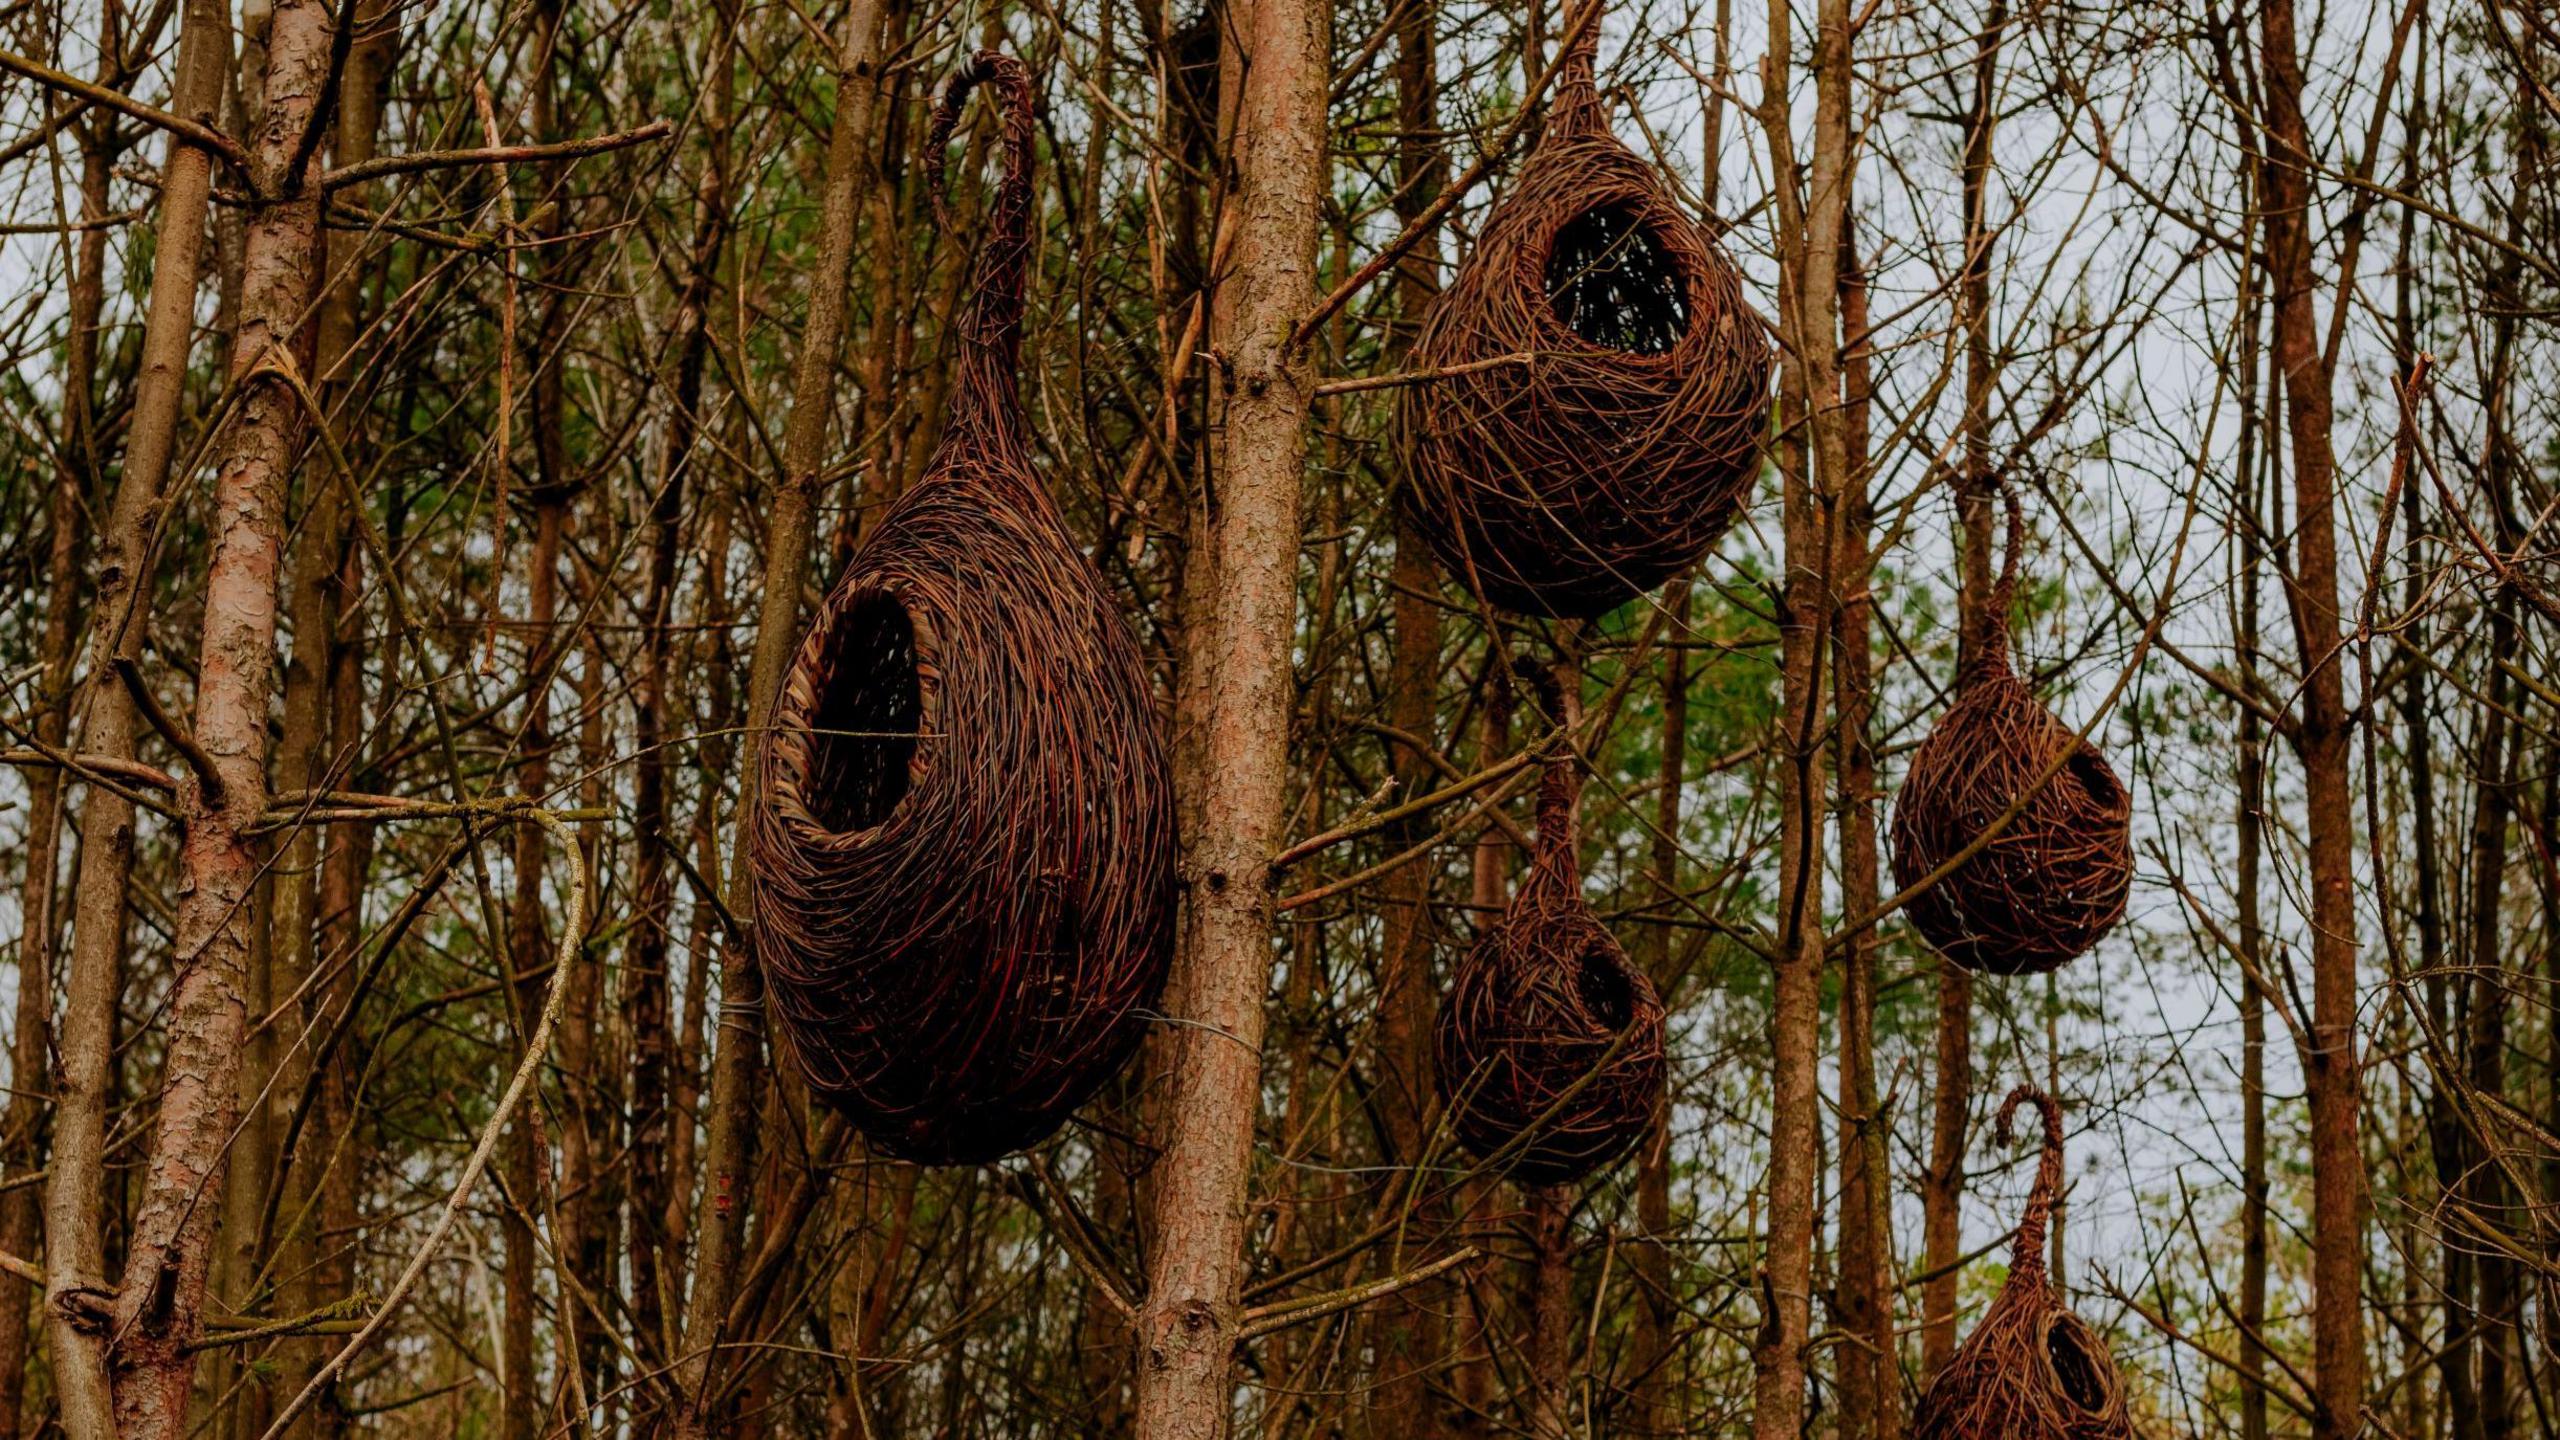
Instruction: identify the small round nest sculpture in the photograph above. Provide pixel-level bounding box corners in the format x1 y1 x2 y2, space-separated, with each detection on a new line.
1888 491 2132 975
1395 18 1771 619
1434 665 1666 1186
751 51 1176 1166
1912 1087 2133 1440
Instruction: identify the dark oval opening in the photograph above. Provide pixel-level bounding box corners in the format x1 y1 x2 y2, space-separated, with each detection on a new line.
802 589 922 835
2066 749 2123 810
2045 1316 2113 1415
1575 948 1635 1031
1545 202 1691 355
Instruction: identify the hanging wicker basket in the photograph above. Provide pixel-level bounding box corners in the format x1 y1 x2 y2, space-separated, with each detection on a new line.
750 52 1176 1166
1395 18 1770 619
1888 491 2131 975
1912 1087 2133 1440
1434 663 1666 1186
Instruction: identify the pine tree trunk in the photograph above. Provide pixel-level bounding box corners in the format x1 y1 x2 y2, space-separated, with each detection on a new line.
2256 3 2367 1435
1631 581 1688 1438
45 6 227 1433
1752 0 1851 1424
1131 0 1323 1429
1830 214 1894 1440
0 47 117 1431
105 0 335 1426
1367 0 1447 1418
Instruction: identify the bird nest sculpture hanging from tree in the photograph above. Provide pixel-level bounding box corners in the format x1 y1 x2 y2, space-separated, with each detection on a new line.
1395 13 1771 619
1888 489 2132 975
1912 1087 2133 1440
1434 661 1666 1186
751 51 1176 1166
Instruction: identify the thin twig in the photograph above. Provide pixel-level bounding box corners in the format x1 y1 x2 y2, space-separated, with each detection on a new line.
319 119 674 191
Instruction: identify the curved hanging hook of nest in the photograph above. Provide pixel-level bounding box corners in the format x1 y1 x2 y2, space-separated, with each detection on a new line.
1433 659 1667 1186
1887 488 2132 975
750 50 1177 1166
1912 1087 2134 1440
1395 11 1772 619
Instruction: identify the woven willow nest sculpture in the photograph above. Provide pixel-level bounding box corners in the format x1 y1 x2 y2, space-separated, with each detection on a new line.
1888 493 2132 975
751 52 1176 1166
1434 666 1666 1185
1394 23 1770 619
1913 1087 2133 1440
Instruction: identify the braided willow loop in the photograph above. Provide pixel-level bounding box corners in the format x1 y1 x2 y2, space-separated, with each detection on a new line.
1911 1087 2134 1440
750 50 1176 1165
1888 489 2132 975
1433 662 1666 1186
1395 14 1771 619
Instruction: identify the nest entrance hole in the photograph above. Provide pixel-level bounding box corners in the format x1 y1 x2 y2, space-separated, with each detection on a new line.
802 590 922 835
1575 948 1635 1031
2045 1317 2112 1414
1546 203 1691 355
2067 749 2124 809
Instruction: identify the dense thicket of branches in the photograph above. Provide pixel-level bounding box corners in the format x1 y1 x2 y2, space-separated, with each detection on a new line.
0 0 2550 1435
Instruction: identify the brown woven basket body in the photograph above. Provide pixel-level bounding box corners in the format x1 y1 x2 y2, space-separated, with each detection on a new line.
750 53 1175 1165
1912 1088 2134 1440
1396 28 1770 619
1888 496 2131 975
1434 667 1665 1185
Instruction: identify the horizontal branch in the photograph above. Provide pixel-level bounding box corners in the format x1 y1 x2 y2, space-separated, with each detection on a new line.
321 118 674 191
1236 1247 1480 1342
0 746 177 792
1308 351 1538 398
0 46 249 175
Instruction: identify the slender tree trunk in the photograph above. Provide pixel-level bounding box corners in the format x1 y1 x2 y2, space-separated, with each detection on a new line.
670 1 888 1428
1525 1185 1575 1440
1368 0 1447 1419
2256 3 2367 1435
1753 0 1850 1423
41 0 226 1433
631 0 735 1367
2234 233 2271 1440
1132 0 1322 1428
1922 0 2002 1379
1830 212 1894 1440
0 50 118 1432
1631 580 1688 1438
240 12 386 1421
105 0 336 1426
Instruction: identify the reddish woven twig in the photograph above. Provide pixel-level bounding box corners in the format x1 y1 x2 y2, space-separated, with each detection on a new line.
1912 1087 2134 1440
1888 490 2132 975
750 51 1176 1165
1395 21 1770 619
1433 661 1666 1186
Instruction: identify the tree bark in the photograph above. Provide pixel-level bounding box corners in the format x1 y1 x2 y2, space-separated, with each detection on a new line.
105 0 335 1425
0 33 118 1430
2256 2 2367 1434
1131 0 1322 1429
1830 212 1894 1440
1631 580 1688 1438
1367 0 1447 1421
1524 1185 1574 1440
1752 0 1850 1424
1922 0 2003 1379
631 0 736 1368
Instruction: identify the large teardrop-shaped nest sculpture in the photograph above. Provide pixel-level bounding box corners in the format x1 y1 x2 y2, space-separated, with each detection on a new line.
1888 491 2132 975
1433 665 1666 1186
1913 1087 2134 1440
1394 22 1771 619
750 52 1176 1166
